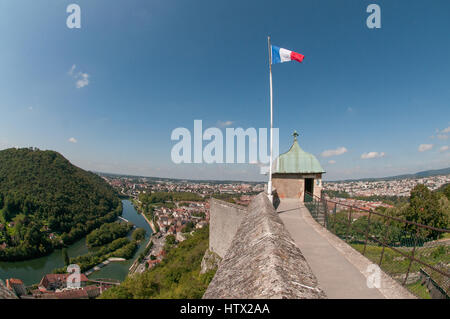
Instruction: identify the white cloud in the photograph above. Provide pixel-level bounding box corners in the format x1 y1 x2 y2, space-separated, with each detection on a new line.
347 107 353 113
76 73 89 89
321 147 347 157
68 137 78 143
328 160 336 164
217 120 234 127
418 144 433 152
361 151 385 159
68 65 90 89
437 134 448 140
442 126 450 133
440 145 449 152
68 64 76 76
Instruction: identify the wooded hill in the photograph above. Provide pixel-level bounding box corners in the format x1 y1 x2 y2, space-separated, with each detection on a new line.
0 148 121 261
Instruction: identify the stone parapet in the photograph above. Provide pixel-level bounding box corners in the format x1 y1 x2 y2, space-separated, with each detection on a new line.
203 193 326 299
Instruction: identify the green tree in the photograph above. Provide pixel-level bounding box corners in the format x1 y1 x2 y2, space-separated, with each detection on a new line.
86 222 133 247
437 183 450 200
62 248 70 266
405 184 447 239
132 228 146 241
183 221 195 233
166 235 176 245
99 227 214 299
0 148 121 261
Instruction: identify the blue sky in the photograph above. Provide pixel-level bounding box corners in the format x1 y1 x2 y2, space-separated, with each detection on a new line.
0 0 449 181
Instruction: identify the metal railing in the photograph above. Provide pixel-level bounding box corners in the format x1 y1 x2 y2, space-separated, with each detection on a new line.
304 192 450 299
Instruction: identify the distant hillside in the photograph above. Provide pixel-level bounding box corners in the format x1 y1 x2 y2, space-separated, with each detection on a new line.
329 167 450 183
0 148 121 261
384 167 450 180
96 171 263 185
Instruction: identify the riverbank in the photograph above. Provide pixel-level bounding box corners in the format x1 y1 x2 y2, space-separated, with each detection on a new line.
128 224 156 274
131 198 158 233
85 257 126 276
141 212 157 233
0 200 152 286
87 201 153 281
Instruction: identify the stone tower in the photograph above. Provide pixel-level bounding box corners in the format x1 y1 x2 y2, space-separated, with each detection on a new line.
272 131 325 201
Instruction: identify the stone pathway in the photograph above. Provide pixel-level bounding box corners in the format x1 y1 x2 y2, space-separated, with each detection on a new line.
277 199 415 299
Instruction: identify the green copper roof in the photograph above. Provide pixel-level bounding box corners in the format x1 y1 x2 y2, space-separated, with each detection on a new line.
273 131 325 174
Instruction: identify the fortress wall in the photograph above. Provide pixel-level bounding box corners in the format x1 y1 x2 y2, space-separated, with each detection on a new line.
209 198 247 258
203 193 326 299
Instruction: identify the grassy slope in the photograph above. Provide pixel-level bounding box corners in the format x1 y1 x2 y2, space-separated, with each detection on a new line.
352 243 449 298
99 226 216 299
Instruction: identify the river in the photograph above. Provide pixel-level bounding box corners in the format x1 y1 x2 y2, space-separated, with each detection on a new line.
0 200 152 286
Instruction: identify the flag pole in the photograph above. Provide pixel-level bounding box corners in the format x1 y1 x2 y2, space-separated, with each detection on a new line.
267 36 273 203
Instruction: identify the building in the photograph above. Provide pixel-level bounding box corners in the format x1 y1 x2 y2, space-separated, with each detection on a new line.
38 273 89 292
34 285 103 299
6 278 27 297
147 259 160 269
272 131 325 201
0 280 18 299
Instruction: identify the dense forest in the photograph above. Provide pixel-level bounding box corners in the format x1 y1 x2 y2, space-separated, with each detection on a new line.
99 227 215 299
86 222 133 247
0 148 121 261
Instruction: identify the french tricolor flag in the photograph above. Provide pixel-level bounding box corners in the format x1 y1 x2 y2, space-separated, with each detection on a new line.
271 45 304 64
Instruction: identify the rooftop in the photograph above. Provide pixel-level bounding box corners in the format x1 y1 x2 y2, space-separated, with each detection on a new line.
273 131 325 174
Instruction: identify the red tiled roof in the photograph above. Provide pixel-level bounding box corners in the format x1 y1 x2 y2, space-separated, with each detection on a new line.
84 285 101 298
7 278 24 285
40 289 89 299
39 273 89 288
